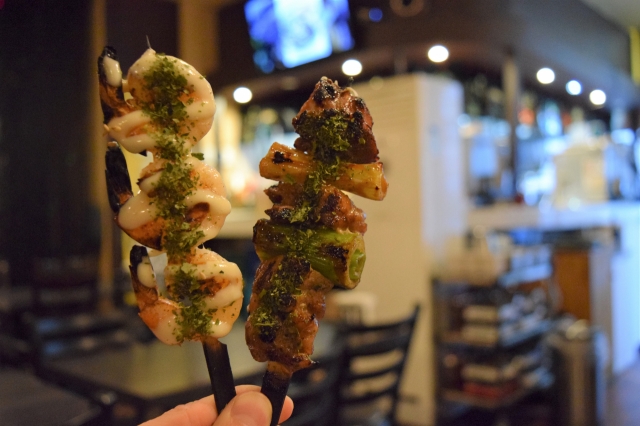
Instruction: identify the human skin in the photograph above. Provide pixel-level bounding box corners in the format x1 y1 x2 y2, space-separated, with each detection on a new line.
140 385 294 426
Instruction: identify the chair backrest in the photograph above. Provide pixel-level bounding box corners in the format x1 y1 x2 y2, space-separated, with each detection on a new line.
286 340 346 426
336 305 421 426
23 310 133 368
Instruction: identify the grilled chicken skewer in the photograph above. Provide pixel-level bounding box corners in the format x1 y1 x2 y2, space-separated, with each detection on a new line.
246 77 388 425
99 46 240 412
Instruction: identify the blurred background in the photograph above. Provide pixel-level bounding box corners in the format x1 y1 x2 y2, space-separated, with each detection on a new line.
1 0 640 425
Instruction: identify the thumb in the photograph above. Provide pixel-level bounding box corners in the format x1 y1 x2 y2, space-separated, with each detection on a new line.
214 391 273 426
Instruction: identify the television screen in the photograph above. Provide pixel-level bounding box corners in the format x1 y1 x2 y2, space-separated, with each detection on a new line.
244 0 355 73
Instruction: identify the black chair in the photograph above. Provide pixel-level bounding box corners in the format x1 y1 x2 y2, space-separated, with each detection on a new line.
21 256 132 425
23 254 134 367
286 340 346 426
24 310 133 366
336 305 421 426
30 255 100 316
20 310 129 423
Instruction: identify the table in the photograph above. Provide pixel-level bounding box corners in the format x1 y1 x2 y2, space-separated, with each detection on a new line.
0 368 101 426
0 287 32 364
41 321 337 422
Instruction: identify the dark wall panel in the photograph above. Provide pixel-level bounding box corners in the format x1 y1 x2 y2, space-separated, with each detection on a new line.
106 0 178 72
0 0 97 284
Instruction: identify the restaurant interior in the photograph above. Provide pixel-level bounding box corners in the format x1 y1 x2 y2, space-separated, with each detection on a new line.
1 0 640 425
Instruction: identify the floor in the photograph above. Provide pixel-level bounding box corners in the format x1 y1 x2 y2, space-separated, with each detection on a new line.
606 358 640 426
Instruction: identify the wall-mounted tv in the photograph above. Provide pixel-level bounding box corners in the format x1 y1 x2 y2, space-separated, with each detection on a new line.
244 0 355 73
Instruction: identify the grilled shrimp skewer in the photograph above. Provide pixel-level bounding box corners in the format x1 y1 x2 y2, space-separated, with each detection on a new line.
99 46 240 413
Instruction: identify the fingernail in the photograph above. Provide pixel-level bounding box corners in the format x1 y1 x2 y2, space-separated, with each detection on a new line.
230 391 272 426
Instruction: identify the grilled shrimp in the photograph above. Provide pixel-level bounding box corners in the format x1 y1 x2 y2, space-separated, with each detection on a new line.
102 46 242 346
130 246 243 344
99 47 215 154
105 143 231 250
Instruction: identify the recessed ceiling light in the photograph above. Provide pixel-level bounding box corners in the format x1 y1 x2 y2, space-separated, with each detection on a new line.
566 80 582 95
233 87 252 104
279 76 300 91
369 76 384 90
427 45 449 63
369 8 383 22
342 59 362 76
589 89 606 106
536 68 555 84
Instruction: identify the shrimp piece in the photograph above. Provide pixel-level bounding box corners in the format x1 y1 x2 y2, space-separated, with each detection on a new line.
106 143 232 250
130 246 243 344
98 47 215 154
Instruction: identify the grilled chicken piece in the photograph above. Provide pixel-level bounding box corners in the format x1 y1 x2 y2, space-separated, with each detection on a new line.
292 77 379 164
259 142 388 201
245 255 333 371
264 182 367 234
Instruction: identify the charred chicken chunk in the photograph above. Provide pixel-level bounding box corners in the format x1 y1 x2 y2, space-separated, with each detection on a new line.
246 255 333 370
292 77 379 164
264 182 367 234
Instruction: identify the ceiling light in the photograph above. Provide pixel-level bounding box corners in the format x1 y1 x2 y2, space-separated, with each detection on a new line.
589 89 606 106
233 87 252 104
536 68 555 84
369 8 383 22
427 45 449 63
279 76 300 91
342 59 362 76
566 80 582 95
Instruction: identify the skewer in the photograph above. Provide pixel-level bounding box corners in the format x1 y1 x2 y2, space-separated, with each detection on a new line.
101 44 242 417
261 362 293 426
202 337 237 414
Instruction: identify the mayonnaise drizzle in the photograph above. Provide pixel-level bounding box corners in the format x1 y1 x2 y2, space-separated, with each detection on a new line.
107 48 216 154
103 56 123 87
204 283 243 310
165 254 242 285
136 257 157 288
134 156 231 241
118 192 158 230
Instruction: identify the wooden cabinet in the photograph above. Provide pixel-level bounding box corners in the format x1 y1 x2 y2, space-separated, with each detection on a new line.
553 246 613 322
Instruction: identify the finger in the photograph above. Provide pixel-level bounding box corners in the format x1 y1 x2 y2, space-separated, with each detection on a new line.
138 385 293 426
236 385 294 423
214 390 272 426
139 395 219 426
278 396 294 424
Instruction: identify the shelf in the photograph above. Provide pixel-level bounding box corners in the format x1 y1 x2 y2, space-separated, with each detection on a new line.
441 386 534 410
441 371 554 410
497 263 553 288
441 320 552 349
468 202 640 232
438 263 553 289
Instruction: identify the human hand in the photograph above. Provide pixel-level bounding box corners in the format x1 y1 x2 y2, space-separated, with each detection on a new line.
140 385 294 426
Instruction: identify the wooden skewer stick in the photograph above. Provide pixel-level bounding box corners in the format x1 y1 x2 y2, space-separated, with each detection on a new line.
261 361 293 426
202 337 237 414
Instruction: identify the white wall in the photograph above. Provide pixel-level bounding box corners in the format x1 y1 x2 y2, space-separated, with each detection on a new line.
353 74 465 425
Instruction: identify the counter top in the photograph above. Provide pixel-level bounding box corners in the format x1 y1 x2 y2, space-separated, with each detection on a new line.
468 202 640 231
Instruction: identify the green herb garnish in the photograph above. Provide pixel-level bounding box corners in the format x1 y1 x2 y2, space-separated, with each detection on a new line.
138 53 214 340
